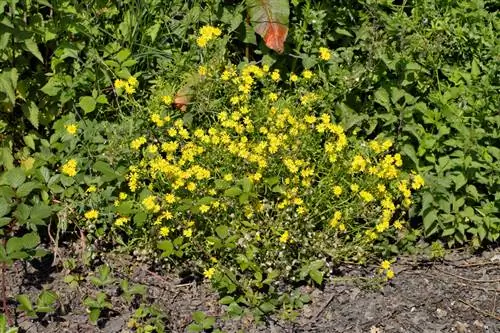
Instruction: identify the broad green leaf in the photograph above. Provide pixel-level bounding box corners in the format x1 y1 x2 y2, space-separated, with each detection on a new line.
16 181 41 197
259 302 275 313
40 77 61 96
1 168 26 188
157 240 173 257
247 0 289 53
224 186 242 197
215 225 229 239
25 101 39 129
309 269 323 285
78 96 96 114
374 87 391 111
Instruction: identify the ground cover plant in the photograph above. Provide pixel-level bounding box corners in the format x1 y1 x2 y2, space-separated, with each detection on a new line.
0 0 498 331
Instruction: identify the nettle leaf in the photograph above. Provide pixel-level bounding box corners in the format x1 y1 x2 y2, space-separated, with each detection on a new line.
247 0 289 53
24 39 44 63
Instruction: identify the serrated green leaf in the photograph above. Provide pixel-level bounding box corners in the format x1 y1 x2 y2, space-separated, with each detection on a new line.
24 39 43 63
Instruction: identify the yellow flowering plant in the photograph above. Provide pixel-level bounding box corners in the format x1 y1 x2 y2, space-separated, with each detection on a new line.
89 52 425 315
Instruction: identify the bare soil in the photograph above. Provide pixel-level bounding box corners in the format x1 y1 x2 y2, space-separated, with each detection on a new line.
5 247 500 333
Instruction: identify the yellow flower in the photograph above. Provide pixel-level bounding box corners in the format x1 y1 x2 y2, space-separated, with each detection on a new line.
279 231 289 243
142 195 160 212
114 217 129 227
412 174 425 190
119 192 128 200
319 47 331 61
114 79 126 89
271 70 280 81
377 184 386 193
386 269 395 279
183 228 193 237
203 267 216 279
268 92 278 101
350 184 359 192
164 193 176 204
338 223 346 232
84 209 99 220
302 70 313 79
393 220 403 230
223 174 233 181
65 124 78 135
198 66 207 76
380 260 391 270
162 95 173 105
333 186 343 197
159 226 170 237
61 159 77 177
86 185 97 193
186 182 197 192
130 136 147 150
351 155 367 172
199 204 210 213
124 83 135 94
289 73 298 82
196 25 222 47
359 190 374 203
127 76 138 87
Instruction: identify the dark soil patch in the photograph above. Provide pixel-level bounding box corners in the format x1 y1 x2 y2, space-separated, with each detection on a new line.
4 248 499 332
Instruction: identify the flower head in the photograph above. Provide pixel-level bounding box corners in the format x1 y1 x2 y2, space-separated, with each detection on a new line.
65 124 78 135
319 47 331 61
84 210 99 220
61 159 77 177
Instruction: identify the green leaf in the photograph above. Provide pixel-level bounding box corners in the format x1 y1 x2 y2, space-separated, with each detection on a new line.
192 311 206 323
0 199 10 217
93 161 116 181
423 210 438 236
30 203 52 221
309 269 323 285
0 68 18 104
26 101 40 129
335 28 353 37
16 294 34 312
259 302 275 313
1 168 26 188
115 49 131 63
78 96 97 114
242 177 253 193
214 179 230 189
215 225 229 239
89 308 101 324
224 186 242 197
40 77 61 96
16 181 41 197
24 39 43 63
219 296 234 305
374 87 391 111
157 240 173 257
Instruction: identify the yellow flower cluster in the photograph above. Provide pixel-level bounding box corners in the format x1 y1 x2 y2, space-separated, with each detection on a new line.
61 159 77 177
319 47 331 61
196 25 222 48
84 209 99 220
114 76 139 95
380 260 395 279
113 62 424 276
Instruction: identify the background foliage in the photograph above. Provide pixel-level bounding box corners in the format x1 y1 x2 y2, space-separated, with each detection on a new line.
0 0 498 327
